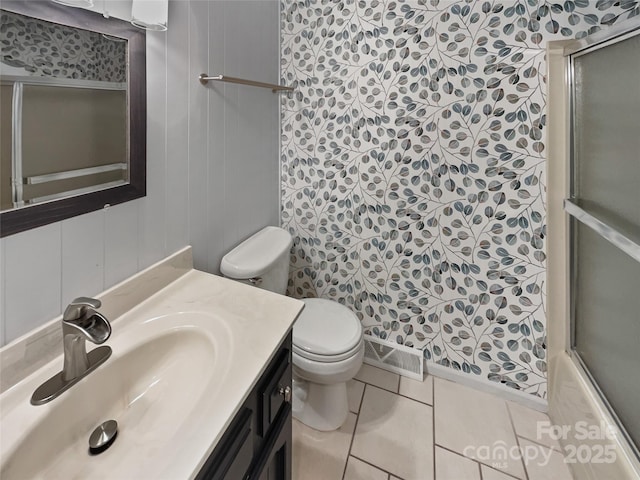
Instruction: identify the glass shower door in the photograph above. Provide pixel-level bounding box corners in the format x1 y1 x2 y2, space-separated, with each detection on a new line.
568 29 640 454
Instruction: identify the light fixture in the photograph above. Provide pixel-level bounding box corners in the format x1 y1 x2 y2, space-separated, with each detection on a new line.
51 0 94 7
130 0 168 31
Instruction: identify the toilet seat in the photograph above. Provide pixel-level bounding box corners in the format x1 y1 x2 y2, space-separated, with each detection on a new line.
293 338 363 363
293 298 362 362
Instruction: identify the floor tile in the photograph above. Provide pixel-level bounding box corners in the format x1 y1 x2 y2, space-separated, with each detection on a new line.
351 385 434 480
507 401 562 451
399 375 433 405
519 438 573 480
344 456 388 480
481 465 519 480
435 447 480 480
292 413 357 480
433 378 525 479
354 364 400 392
348 379 366 413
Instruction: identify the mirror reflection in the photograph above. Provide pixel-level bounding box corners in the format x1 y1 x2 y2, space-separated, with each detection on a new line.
0 9 129 212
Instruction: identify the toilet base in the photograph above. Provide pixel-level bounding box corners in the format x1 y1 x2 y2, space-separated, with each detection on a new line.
292 376 349 431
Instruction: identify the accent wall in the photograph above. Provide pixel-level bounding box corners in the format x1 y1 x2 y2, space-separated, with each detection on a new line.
280 0 638 398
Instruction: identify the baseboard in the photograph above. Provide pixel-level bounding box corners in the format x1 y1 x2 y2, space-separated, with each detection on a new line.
425 360 548 413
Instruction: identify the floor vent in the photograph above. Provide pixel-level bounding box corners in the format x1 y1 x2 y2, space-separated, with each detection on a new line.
362 334 424 381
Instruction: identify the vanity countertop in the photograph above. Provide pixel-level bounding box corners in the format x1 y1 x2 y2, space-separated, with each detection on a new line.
0 250 304 479
115 269 305 478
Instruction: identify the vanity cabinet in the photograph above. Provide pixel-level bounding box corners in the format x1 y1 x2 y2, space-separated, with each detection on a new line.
196 332 293 480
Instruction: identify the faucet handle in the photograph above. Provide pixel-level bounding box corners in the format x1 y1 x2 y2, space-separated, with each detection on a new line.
63 297 102 321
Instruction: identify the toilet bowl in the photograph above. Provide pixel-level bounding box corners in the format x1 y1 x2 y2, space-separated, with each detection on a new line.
220 226 364 431
291 298 363 431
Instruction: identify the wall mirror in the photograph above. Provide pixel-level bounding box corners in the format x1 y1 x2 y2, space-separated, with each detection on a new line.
0 1 146 237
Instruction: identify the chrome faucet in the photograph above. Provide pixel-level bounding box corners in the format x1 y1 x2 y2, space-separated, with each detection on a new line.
31 297 112 405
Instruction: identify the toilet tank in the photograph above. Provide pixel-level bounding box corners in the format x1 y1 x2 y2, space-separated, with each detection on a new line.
220 226 293 295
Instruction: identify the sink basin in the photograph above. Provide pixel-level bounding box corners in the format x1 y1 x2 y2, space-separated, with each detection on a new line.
0 311 231 479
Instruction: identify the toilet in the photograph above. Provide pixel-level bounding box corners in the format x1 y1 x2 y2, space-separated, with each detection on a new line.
220 226 364 431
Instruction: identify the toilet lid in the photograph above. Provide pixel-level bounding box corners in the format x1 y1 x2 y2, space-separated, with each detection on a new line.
293 298 362 357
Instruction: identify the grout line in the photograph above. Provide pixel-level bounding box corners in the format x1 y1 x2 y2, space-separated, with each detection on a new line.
505 402 565 454
385 390 433 407
348 380 365 415
435 444 484 464
366 384 432 412
481 464 524 480
354 375 433 405
432 444 489 479
516 434 565 454
356 368 434 405
352 377 398 395
343 383 367 480
353 382 398 395
354 366 401 395
395 390 434 406
506 400 531 480
435 444 471 457
435 443 523 480
350 453 404 479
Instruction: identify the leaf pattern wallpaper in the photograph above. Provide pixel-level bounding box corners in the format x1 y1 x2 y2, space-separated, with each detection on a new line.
280 0 638 398
1 10 126 83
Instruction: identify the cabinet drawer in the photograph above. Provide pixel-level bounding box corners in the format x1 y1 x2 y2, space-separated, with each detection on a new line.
258 334 292 437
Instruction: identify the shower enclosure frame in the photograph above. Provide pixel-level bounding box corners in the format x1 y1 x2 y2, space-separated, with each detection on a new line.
547 16 640 480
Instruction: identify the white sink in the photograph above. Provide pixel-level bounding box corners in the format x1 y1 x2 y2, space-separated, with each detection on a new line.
0 311 231 479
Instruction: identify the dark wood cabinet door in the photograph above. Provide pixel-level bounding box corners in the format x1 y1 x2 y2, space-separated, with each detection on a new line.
265 417 291 480
195 408 253 480
246 403 292 480
196 332 293 480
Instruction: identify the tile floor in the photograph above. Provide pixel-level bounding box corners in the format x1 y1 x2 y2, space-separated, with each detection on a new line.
292 364 573 480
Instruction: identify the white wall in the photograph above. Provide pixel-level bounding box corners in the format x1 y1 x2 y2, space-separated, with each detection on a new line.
0 0 281 346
